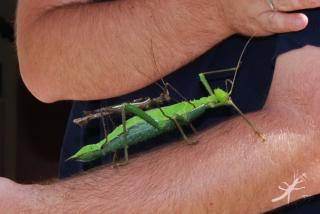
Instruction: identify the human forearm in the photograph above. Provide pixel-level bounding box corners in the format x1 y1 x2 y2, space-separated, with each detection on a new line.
16 0 230 103
17 109 320 213
17 0 320 103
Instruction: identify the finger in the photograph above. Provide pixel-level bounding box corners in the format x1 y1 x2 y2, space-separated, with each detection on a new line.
260 12 308 33
272 0 320 12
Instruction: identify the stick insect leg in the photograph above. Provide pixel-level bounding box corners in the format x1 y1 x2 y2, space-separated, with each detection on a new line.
200 37 265 141
229 99 266 141
199 37 253 96
224 79 233 92
198 42 264 141
175 115 199 144
157 107 197 144
165 82 196 108
99 112 120 165
112 151 118 164
100 112 108 142
116 105 129 166
170 118 198 144
104 114 120 165
173 118 197 144
100 112 113 161
199 67 239 96
189 123 198 135
201 42 255 138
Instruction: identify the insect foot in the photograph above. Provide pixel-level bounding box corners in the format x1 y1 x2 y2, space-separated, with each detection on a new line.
271 172 307 204
117 162 129 167
112 160 129 168
256 131 266 142
185 139 199 145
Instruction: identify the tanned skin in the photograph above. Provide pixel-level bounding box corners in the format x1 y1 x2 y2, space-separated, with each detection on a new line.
0 45 319 213
16 0 316 102
10 0 320 213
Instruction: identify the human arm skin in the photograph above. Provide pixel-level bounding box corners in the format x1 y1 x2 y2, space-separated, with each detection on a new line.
2 45 320 213
16 0 317 103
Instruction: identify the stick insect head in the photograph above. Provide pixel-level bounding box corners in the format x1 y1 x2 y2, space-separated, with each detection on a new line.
204 88 230 108
214 88 230 104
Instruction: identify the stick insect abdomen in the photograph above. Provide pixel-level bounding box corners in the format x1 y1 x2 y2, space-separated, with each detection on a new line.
68 99 211 162
102 119 175 154
102 104 208 154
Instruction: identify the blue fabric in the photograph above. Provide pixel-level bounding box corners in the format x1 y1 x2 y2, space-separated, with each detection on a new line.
60 10 320 178
60 9 320 181
59 8 320 213
265 194 320 214
59 35 276 178
275 9 320 56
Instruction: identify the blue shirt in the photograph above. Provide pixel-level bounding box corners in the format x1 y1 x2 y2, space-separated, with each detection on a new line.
59 8 320 213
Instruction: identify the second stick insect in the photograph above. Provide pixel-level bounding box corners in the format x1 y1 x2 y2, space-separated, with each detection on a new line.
68 37 265 164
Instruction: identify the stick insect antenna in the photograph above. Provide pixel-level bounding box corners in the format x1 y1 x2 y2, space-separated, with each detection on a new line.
149 39 169 93
150 39 196 108
229 36 254 95
228 37 266 141
100 112 109 144
199 36 254 96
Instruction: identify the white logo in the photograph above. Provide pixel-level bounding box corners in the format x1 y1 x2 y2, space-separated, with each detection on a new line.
271 173 307 204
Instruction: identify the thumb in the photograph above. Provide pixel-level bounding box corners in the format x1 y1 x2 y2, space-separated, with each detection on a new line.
259 12 308 34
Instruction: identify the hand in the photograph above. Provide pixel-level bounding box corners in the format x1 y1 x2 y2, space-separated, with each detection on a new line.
216 0 320 35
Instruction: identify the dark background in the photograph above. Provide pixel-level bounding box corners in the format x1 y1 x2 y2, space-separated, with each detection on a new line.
0 1 70 183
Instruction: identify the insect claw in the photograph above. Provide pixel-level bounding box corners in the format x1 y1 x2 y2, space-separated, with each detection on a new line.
256 131 266 142
185 139 199 145
116 160 129 167
112 152 118 164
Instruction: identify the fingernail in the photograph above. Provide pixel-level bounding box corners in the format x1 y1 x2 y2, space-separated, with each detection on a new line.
293 14 308 30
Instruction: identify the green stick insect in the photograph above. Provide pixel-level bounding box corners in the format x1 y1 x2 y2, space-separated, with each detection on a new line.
67 37 265 164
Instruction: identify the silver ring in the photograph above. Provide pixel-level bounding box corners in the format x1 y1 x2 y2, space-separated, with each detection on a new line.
267 0 276 11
